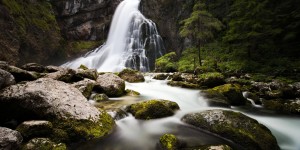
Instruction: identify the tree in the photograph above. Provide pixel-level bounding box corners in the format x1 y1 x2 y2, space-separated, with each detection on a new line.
180 0 223 66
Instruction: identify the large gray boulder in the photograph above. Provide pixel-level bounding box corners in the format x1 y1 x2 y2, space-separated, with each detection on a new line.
182 110 279 150
0 69 15 90
0 78 115 141
95 73 125 97
72 78 96 98
44 68 77 83
0 127 23 150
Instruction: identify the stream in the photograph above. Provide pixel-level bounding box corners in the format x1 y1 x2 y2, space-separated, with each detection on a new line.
77 75 300 150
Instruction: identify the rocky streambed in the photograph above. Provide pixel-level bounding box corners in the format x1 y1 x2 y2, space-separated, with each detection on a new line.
1 61 299 149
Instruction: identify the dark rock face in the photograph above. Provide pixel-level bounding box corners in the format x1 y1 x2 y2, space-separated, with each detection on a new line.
141 0 193 54
182 110 280 150
0 69 15 90
0 127 23 150
51 0 120 41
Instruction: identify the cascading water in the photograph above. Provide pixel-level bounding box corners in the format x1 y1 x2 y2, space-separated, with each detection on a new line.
62 0 165 72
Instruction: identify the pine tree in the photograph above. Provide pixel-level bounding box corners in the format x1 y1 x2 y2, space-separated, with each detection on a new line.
180 0 223 66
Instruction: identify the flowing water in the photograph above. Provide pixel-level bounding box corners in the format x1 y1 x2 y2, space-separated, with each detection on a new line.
77 76 300 150
62 0 165 72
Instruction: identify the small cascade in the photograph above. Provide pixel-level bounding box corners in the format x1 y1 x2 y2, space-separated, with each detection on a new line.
62 0 165 72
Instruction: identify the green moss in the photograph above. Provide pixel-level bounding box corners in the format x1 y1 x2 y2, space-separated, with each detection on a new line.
198 72 225 88
118 68 145 83
167 81 199 89
125 89 141 96
22 138 67 150
78 64 89 70
70 41 102 53
155 52 178 72
127 100 179 120
51 110 115 142
159 134 179 150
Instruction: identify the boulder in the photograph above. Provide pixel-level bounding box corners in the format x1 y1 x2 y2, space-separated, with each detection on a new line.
182 110 279 150
126 100 180 120
44 68 77 83
45 66 63 73
153 73 170 80
200 91 230 108
72 79 96 98
167 81 199 89
125 89 140 96
172 72 183 81
159 134 180 150
16 120 53 141
75 68 98 80
95 73 125 97
91 93 109 102
243 92 262 105
6 66 40 82
263 99 300 115
22 138 66 150
198 72 225 88
0 61 9 70
21 63 46 73
0 78 115 142
0 69 15 90
118 68 145 83
204 84 246 106
0 127 23 150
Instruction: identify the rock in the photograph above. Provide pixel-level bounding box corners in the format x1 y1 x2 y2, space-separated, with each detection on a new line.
243 92 261 105
125 89 140 96
91 93 109 102
263 99 300 115
22 138 66 150
44 68 77 83
126 100 180 120
75 68 98 80
21 63 45 73
0 69 15 90
0 61 9 70
106 108 128 120
118 68 145 83
201 91 230 108
95 73 125 97
6 66 40 82
183 145 232 150
167 81 199 89
198 72 225 88
78 64 89 70
293 82 300 97
181 110 279 150
16 120 53 141
153 73 171 80
172 72 183 81
72 79 96 98
204 84 246 106
0 78 115 142
45 66 63 73
159 134 180 150
0 127 23 150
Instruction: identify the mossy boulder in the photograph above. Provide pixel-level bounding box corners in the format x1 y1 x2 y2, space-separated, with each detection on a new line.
204 84 246 106
22 138 66 150
91 93 109 102
125 89 140 96
167 81 199 89
159 134 180 150
155 52 178 72
0 69 15 90
72 79 96 98
262 99 300 115
198 72 225 88
181 110 279 150
153 73 170 80
126 100 180 120
200 91 230 108
16 120 53 141
21 63 46 73
6 66 40 82
118 68 145 83
44 68 77 83
75 68 98 81
95 73 125 97
78 64 89 70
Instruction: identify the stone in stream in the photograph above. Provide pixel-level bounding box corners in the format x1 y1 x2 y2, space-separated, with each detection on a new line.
0 127 23 150
0 78 115 142
181 109 280 150
126 99 180 120
72 78 96 98
0 69 15 90
94 73 125 97
118 68 145 83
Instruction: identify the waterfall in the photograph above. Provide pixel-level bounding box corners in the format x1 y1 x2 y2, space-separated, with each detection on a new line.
62 0 165 72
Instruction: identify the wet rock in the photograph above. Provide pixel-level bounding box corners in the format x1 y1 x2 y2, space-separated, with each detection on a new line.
6 66 40 82
167 81 199 89
72 78 96 98
159 134 180 150
201 91 230 108
0 78 115 141
16 120 53 141
263 99 300 115
106 108 128 120
44 65 63 73
198 72 225 88
125 89 140 96
182 110 279 150
243 92 261 105
172 72 183 81
95 73 125 97
22 138 66 150
91 93 109 102
44 68 77 83
0 127 23 150
0 61 9 70
153 73 170 80
0 69 15 90
118 68 145 83
75 68 98 80
126 99 180 120
204 84 246 106
21 63 45 73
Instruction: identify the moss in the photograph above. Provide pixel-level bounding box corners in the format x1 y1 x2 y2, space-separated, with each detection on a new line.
51 110 115 143
70 41 102 53
91 94 109 102
167 81 199 89
118 68 145 83
159 134 179 150
16 121 53 141
22 138 67 150
127 100 179 120
125 89 140 96
198 72 225 88
78 65 89 70
155 52 178 72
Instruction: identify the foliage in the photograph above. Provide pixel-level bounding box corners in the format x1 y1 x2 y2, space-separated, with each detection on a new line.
155 52 178 72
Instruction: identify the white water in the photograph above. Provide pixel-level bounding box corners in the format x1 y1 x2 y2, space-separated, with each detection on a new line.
78 76 300 150
63 0 165 72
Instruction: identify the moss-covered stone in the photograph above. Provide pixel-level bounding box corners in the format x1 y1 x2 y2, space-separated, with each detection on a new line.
125 89 141 96
16 121 53 141
263 99 300 115
75 69 98 81
153 73 171 80
167 81 199 89
182 110 279 150
205 84 246 106
91 93 109 102
118 68 145 83
127 100 180 120
72 79 95 98
155 52 178 72
78 64 89 70
22 138 66 150
159 134 180 150
198 72 225 88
